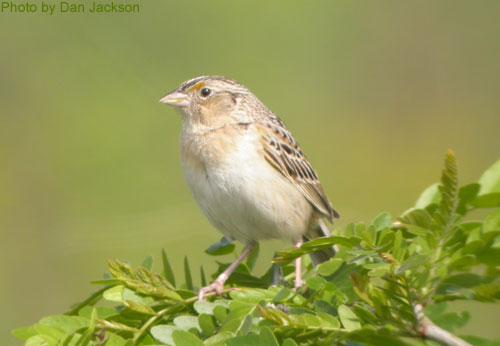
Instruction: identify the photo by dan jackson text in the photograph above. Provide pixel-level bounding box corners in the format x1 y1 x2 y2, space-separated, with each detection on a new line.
1 1 140 14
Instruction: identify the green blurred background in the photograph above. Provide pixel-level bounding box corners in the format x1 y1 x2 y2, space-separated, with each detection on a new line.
1 1 499 344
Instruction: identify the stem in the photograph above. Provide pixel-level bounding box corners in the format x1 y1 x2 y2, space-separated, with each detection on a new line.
132 304 182 344
414 304 471 346
65 285 111 316
97 320 139 333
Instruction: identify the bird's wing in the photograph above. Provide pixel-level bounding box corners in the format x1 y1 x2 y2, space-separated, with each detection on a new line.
256 120 339 222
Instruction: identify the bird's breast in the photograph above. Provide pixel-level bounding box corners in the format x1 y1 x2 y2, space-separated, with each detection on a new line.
179 125 311 243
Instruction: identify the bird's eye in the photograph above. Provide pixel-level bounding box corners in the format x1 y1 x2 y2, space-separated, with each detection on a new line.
200 88 212 98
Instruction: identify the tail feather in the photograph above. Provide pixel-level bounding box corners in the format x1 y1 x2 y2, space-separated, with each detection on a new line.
303 219 337 266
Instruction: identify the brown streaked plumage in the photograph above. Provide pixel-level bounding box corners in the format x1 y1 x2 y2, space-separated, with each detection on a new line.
257 120 339 222
159 76 339 300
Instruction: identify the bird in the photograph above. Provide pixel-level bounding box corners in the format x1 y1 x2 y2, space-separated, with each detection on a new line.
159 76 339 300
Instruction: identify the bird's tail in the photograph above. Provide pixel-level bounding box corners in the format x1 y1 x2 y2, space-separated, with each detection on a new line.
303 219 336 266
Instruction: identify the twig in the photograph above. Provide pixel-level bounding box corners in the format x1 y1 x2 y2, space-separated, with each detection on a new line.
97 319 139 333
414 304 471 346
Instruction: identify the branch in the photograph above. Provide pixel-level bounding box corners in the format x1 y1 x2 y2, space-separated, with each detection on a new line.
414 304 471 346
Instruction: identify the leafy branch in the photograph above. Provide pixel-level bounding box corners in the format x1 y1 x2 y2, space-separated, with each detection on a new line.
12 152 500 346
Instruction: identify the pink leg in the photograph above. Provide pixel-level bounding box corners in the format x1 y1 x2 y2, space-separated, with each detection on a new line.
294 241 304 290
198 244 255 300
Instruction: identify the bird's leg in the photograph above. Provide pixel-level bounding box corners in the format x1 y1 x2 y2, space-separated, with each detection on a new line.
198 243 255 300
293 241 305 290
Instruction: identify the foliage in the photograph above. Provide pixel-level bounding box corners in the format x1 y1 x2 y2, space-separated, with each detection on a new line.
13 152 500 346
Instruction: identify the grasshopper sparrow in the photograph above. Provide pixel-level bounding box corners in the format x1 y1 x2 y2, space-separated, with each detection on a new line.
160 76 339 300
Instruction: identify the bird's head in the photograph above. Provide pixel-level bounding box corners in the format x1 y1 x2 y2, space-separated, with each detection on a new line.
160 76 257 128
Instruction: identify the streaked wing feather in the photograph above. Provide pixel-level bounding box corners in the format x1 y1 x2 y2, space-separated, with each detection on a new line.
257 121 339 222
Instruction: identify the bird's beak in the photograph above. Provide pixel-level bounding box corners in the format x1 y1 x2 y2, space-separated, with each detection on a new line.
159 90 189 107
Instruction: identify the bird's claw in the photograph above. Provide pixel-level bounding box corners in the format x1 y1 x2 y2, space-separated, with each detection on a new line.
198 280 225 301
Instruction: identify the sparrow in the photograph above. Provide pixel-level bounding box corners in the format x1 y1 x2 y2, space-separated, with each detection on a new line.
159 76 339 300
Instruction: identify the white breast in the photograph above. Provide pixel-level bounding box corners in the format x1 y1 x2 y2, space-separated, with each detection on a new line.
180 125 312 245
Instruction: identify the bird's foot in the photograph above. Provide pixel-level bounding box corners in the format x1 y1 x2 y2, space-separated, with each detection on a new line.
293 278 305 291
198 280 225 301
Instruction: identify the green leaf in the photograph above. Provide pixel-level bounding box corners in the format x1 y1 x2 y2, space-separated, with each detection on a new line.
172 330 205 346
174 315 201 332
449 254 477 269
225 300 255 322
214 305 228 324
239 314 253 335
123 287 154 305
225 334 260 346
404 224 431 236
103 285 124 303
257 305 291 326
316 258 343 276
107 259 181 300
204 331 236 346
301 313 322 328
282 339 299 346
434 149 459 228
318 312 341 328
272 287 293 303
194 301 217 315
24 335 46 346
141 255 153 271
367 266 390 277
372 212 392 231
229 288 276 304
32 324 64 345
75 307 97 346
219 319 243 334
479 159 500 195
200 266 207 287
12 326 37 340
150 325 180 345
354 222 367 237
306 276 326 290
103 332 128 346
470 193 500 208
274 236 361 263
305 236 361 248
399 208 433 229
225 270 269 288
414 183 441 209
79 306 116 319
39 315 89 335
176 289 198 300
206 236 236 256
162 249 176 287
396 254 428 274
338 305 361 331
259 326 279 346
199 313 216 337
457 183 481 214
314 300 336 315
484 209 500 233
352 304 377 323
184 256 193 291
477 248 500 266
